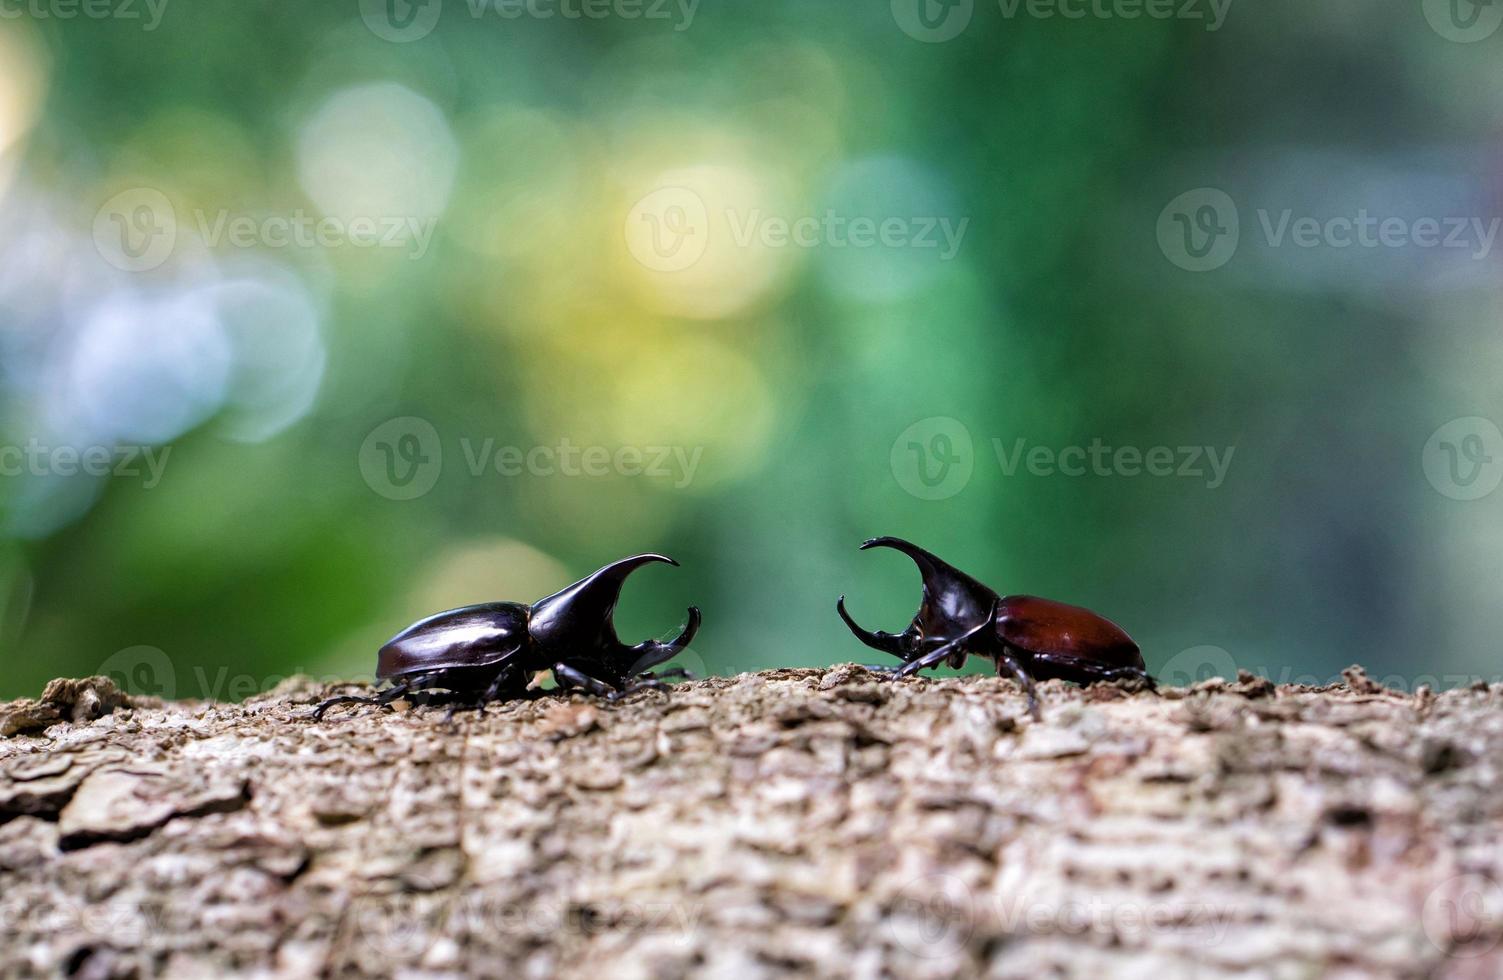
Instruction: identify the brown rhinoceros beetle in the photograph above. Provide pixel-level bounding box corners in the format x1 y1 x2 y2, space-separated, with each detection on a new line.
313 554 700 720
837 537 1153 716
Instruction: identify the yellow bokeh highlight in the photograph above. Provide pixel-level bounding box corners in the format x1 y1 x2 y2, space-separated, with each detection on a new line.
409 537 570 615
0 22 48 197
615 162 797 321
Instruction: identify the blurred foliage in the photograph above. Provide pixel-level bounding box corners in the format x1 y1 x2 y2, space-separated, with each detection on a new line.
2 2 1502 699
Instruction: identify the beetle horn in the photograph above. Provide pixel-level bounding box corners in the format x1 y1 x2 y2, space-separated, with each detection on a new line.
860 536 963 583
853 537 1001 641
835 595 907 655
529 554 678 653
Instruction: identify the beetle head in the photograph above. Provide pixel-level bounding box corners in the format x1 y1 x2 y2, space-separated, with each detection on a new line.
837 537 1001 657
528 554 679 662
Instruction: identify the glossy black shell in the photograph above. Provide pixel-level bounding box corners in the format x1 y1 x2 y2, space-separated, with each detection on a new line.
377 601 529 680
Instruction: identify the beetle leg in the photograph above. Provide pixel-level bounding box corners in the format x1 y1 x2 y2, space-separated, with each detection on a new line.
479 666 521 702
641 667 695 681
613 677 671 700
1114 666 1158 690
836 596 909 659
439 667 522 724
992 646 1042 720
311 681 413 721
889 639 968 678
887 602 998 680
1026 651 1157 691
1088 664 1157 690
551 662 620 699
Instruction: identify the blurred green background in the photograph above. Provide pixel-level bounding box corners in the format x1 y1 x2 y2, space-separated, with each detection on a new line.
2 0 1502 700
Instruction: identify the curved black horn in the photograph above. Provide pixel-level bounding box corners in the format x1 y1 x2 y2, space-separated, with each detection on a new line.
627 605 702 675
836 595 907 655
860 536 961 582
530 554 677 653
850 537 1000 647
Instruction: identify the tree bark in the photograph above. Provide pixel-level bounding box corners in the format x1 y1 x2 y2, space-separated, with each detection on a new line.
1 666 1500 978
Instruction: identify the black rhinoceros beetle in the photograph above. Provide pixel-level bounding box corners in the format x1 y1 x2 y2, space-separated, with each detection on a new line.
313 554 700 720
837 537 1153 717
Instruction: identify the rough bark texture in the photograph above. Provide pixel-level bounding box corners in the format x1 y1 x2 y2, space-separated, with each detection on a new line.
2 666 1501 978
